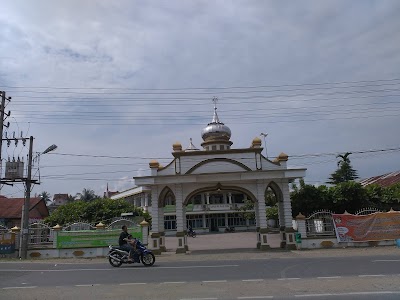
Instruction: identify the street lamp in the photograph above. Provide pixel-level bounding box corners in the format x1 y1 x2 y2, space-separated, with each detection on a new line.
260 133 268 158
20 139 57 259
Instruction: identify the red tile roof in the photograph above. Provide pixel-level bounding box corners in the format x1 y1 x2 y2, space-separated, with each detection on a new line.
0 196 43 218
359 171 400 187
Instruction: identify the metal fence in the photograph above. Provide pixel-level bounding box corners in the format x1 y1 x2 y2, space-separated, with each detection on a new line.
63 222 96 231
28 222 53 248
355 207 381 215
306 210 335 237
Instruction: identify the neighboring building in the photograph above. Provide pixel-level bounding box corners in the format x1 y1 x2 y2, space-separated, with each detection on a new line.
110 186 151 212
0 196 49 228
359 171 400 187
47 193 69 213
133 100 306 253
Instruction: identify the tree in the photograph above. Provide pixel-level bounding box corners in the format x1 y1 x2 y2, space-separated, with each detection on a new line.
328 152 358 184
76 188 98 202
40 191 52 205
66 194 76 203
45 198 151 226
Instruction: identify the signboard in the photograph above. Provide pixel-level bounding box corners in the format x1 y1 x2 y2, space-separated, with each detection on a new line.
332 212 400 242
0 232 15 254
56 227 142 249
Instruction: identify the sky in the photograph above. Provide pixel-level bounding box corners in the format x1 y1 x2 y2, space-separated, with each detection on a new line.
0 0 399 200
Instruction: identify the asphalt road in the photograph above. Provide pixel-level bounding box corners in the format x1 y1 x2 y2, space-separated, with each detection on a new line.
1 255 400 299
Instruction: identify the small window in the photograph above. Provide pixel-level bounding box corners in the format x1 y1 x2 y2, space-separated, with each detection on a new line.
220 145 225 150
212 145 217 151
227 145 230 149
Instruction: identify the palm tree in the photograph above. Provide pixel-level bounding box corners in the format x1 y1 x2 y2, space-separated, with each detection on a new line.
328 152 358 184
66 194 76 203
76 188 98 202
40 191 52 205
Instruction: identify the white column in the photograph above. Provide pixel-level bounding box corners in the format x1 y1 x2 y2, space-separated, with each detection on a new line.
256 181 267 228
175 184 184 232
151 187 159 232
206 193 210 205
281 181 294 228
228 193 232 205
144 193 149 212
141 195 145 208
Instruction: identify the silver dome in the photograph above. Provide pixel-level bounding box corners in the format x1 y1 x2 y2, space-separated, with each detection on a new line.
201 122 231 141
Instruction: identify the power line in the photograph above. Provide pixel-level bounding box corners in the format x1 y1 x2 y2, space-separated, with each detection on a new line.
4 77 400 91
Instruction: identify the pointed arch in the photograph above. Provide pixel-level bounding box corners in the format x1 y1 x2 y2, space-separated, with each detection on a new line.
183 183 257 206
265 181 283 205
158 186 176 208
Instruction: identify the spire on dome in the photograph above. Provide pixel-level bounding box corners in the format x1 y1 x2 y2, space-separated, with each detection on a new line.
211 96 221 124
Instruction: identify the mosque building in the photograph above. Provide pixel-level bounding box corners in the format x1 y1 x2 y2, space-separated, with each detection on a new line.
130 98 306 253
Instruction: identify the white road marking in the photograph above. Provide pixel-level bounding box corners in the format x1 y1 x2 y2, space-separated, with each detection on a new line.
119 283 147 285
317 276 341 279
75 284 101 287
358 274 385 277
237 296 273 299
295 291 400 297
2 286 37 290
162 281 186 284
202 280 227 283
0 265 238 272
180 298 218 300
242 279 264 282
373 259 400 262
277 278 300 280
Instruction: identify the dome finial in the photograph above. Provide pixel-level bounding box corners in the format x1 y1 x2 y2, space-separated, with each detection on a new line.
212 96 220 123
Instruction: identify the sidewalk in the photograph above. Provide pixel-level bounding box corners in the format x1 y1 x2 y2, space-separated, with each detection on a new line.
2 232 399 264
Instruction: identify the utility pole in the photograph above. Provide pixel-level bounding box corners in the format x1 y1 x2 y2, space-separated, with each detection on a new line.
20 136 33 259
0 91 11 189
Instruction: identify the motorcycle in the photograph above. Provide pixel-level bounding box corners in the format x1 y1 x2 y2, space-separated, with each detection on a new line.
225 226 235 233
187 229 197 238
107 238 155 267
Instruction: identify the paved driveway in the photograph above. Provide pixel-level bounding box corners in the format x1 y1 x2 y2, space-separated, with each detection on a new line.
165 231 281 251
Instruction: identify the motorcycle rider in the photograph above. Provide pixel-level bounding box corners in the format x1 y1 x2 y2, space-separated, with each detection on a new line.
119 225 139 262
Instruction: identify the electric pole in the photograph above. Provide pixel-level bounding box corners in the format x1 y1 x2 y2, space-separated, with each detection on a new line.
0 91 11 189
20 136 33 260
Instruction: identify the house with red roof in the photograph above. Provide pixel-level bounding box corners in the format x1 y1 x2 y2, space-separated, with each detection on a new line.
0 196 49 228
359 171 400 187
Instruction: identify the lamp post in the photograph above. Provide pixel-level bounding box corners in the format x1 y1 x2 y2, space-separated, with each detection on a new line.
260 133 268 158
20 139 57 259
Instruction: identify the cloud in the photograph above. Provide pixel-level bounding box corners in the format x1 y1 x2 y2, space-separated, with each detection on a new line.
0 0 399 197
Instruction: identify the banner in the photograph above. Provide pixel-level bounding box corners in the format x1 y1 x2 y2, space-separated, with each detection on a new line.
0 232 15 254
332 212 400 242
56 227 142 249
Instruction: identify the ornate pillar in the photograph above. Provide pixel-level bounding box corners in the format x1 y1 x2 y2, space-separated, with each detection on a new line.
256 180 270 250
228 192 232 205
281 181 296 250
175 184 186 253
144 193 149 212
206 192 210 205
149 186 161 255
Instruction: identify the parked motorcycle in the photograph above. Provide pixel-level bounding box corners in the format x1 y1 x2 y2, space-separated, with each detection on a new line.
187 229 197 238
107 238 155 267
225 226 235 233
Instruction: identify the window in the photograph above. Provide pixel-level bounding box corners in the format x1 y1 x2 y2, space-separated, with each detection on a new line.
212 145 217 151
164 215 176 230
186 214 203 229
220 145 225 150
192 194 202 205
164 191 175 206
232 193 245 204
228 213 247 226
210 193 223 204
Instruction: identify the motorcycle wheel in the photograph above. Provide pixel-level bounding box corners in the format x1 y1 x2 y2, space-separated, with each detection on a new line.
109 252 123 267
191 232 196 238
141 253 155 267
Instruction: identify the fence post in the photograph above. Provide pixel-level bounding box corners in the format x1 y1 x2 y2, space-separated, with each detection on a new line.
296 213 307 239
52 224 62 248
11 226 20 257
140 220 149 246
95 222 106 230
